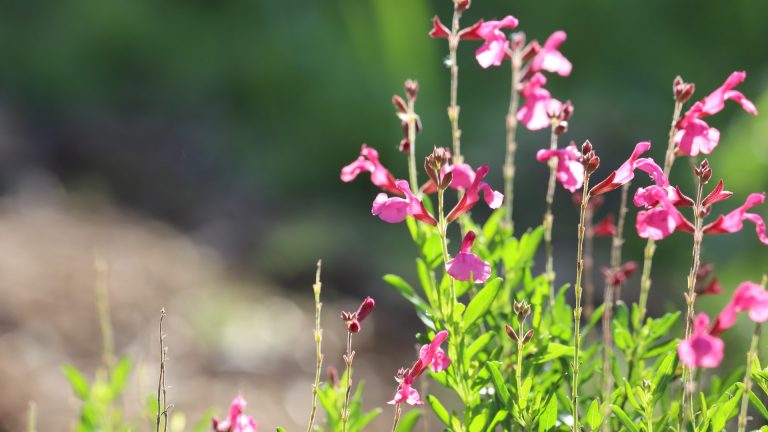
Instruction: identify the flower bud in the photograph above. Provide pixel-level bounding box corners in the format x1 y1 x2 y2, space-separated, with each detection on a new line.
695 159 712 183
581 140 593 156
405 79 419 102
586 156 600 175
456 0 471 13
505 324 518 342
554 120 568 136
521 40 540 62
673 75 695 103
392 95 407 113
439 170 453 191
560 100 574 121
347 319 361 333
399 138 410 153
355 296 376 322
510 32 526 51
522 329 534 344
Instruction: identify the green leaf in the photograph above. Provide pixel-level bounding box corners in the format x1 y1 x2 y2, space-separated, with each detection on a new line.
651 352 678 402
534 343 574 363
750 390 768 421
585 399 601 431
485 410 509 432
383 274 428 311
465 332 493 364
355 408 382 432
486 361 510 405
482 208 505 240
395 410 421 432
462 278 502 328
109 356 132 395
192 409 217 432
537 395 557 432
62 365 90 400
610 405 640 432
624 380 641 411
275 428 286 432
427 395 451 426
468 411 487 432
711 384 743 431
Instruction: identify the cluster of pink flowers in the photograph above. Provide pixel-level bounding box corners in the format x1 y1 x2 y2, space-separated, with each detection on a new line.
674 71 758 156
389 330 451 406
679 281 768 369
212 396 258 432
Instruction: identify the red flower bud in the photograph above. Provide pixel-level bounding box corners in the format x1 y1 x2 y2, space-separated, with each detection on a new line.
355 296 375 322
673 75 695 103
392 95 407 113
404 79 419 102
505 324 518 342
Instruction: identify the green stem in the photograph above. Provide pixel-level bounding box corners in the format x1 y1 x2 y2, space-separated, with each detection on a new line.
543 124 559 306
341 331 353 432
407 101 419 195
737 323 762 432
572 167 592 432
516 320 525 397
447 3 463 165
306 261 324 432
391 403 402 432
503 46 522 231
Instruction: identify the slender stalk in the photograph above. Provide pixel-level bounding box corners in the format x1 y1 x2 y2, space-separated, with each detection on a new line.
94 257 115 368
503 47 522 230
447 3 463 165
306 261 324 432
156 308 169 432
572 167 592 432
407 103 419 195
341 331 354 432
543 124 559 306
583 206 595 319
679 179 706 430
737 323 762 432
663 101 684 178
601 183 630 432
516 320 525 397
27 401 36 432
391 403 402 432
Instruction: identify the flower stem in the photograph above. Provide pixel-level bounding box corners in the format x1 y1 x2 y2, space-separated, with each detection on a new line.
601 183 630 432
306 261 324 432
447 3 463 165
503 46 522 231
572 167 592 432
390 402 402 432
516 319 525 398
737 322 762 432
584 206 595 319
663 101 683 178
543 124 559 306
341 330 354 432
679 179 706 430
407 101 419 195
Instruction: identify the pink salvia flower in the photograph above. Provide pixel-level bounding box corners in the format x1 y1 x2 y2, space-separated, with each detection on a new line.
390 331 450 406
372 180 437 225
593 214 617 237
677 313 724 369
446 231 491 283
703 193 768 244
635 186 694 240
341 145 400 194
446 165 503 222
674 71 758 156
516 73 562 131
712 282 768 335
590 141 665 196
465 16 520 68
212 396 258 432
535 143 584 192
530 31 572 76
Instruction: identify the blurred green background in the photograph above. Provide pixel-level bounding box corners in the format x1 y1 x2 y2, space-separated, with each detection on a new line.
0 0 766 429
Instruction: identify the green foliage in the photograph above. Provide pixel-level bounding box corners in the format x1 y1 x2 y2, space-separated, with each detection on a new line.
316 373 381 432
62 356 133 432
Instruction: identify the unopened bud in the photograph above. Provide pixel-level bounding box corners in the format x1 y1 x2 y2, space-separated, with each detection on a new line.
355 296 375 322
510 32 526 51
439 170 453 190
399 138 410 153
347 319 360 333
392 95 407 113
581 140 593 156
513 301 522 315
456 0 471 13
521 40 540 62
522 329 534 344
695 159 712 183
560 101 574 121
505 324 518 342
405 79 419 102
587 156 600 175
327 366 339 387
673 75 695 103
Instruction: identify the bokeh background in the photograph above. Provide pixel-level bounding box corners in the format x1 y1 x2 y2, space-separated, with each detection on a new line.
0 0 767 430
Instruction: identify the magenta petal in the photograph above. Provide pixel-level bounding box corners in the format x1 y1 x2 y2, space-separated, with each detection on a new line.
447 163 476 189
531 31 572 76
429 347 451 372
479 182 504 208
446 252 491 282
674 118 720 156
372 193 409 223
743 213 768 245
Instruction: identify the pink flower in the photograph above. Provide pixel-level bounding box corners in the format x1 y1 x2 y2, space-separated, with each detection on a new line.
212 396 258 432
535 143 584 192
341 145 400 194
677 313 724 369
703 193 768 244
635 186 694 240
516 73 562 131
446 231 491 283
341 296 375 333
590 141 666 196
422 162 501 198
593 214 617 237
372 180 437 225
530 31 572 76
712 282 768 334
446 165 503 222
389 331 450 406
429 16 519 69
674 71 758 156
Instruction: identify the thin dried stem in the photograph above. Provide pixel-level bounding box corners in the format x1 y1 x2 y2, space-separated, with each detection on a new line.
156 308 169 432
447 3 463 165
94 256 115 368
26 401 36 432
737 322 762 432
572 166 592 432
306 260 324 432
503 47 522 230
583 207 596 319
390 403 402 432
543 124 559 306
406 101 419 195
